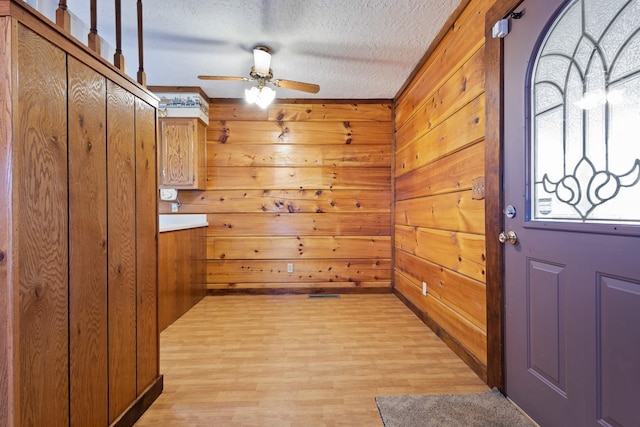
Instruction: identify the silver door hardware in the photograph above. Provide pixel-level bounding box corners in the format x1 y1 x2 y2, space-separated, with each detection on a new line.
499 230 518 245
504 205 516 218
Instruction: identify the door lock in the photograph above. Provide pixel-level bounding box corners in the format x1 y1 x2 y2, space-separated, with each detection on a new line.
499 230 518 245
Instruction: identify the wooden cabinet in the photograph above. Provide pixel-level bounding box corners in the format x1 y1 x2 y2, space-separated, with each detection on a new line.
1 4 161 426
158 226 207 331
159 118 207 190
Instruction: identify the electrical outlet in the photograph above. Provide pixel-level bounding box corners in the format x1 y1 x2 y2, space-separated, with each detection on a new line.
171 202 179 213
422 281 427 296
287 263 294 273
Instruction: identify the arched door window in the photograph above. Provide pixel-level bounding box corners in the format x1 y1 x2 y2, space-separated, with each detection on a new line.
531 0 640 223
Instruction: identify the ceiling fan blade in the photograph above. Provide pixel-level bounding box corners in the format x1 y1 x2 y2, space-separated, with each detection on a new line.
198 75 250 82
271 79 320 94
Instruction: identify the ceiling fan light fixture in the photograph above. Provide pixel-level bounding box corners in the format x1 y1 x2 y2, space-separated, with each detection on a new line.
245 85 276 109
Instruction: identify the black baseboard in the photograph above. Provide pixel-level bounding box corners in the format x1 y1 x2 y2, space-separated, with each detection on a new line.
393 289 488 383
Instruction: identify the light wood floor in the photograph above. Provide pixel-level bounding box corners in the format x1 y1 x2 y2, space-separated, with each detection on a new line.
135 294 488 426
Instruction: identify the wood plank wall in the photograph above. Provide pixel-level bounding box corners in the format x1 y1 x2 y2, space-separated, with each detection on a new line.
393 0 497 380
161 101 394 293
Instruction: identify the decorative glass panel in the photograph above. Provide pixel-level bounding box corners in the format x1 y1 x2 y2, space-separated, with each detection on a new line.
531 0 640 223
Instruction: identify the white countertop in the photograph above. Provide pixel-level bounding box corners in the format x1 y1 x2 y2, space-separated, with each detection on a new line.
159 214 208 233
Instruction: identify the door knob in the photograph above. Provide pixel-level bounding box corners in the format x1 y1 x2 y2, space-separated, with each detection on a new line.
499 230 518 245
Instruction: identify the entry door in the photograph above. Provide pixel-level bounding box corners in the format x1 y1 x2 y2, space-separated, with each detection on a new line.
503 0 640 426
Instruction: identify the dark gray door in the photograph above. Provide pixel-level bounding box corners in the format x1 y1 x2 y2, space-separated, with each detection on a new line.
503 0 640 426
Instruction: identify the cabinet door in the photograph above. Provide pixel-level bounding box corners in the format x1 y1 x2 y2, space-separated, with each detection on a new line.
159 118 206 189
160 118 197 188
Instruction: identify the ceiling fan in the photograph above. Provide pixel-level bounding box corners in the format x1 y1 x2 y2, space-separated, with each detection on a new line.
198 46 320 107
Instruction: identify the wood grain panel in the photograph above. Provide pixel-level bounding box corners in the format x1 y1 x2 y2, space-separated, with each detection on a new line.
394 249 486 330
207 259 391 284
395 272 487 364
206 213 391 236
396 46 485 152
395 225 486 282
159 189 391 214
107 80 137 422
0 16 14 427
135 98 158 394
207 236 391 260
208 166 390 190
160 118 194 185
17 23 69 427
68 55 108 427
396 95 485 176
395 191 485 235
158 231 181 331
395 141 484 201
395 0 489 125
268 102 393 122
209 144 391 167
158 227 206 331
207 120 393 145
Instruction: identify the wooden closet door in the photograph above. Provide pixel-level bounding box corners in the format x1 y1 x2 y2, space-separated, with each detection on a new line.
107 80 137 422
68 55 108 427
16 23 69 427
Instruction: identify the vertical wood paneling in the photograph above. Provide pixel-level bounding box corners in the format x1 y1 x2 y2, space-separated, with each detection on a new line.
107 80 137 422
5 6 161 424
158 227 206 331
14 25 69 426
394 0 497 380
0 16 14 427
190 101 394 292
16 23 69 426
158 231 179 331
135 98 158 394
68 55 109 427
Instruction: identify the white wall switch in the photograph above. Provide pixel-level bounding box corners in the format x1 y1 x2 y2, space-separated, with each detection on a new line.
287 263 294 273
422 281 427 296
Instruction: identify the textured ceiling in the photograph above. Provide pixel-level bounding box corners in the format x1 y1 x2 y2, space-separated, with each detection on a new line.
67 0 461 100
